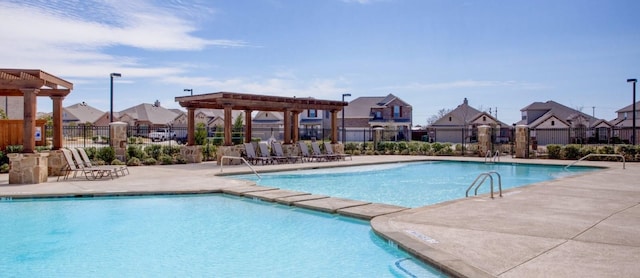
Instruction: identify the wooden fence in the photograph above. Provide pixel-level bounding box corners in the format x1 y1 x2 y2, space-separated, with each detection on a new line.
0 120 46 151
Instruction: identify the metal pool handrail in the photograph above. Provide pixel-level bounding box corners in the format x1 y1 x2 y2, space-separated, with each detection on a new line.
220 156 262 179
484 150 500 163
565 154 625 170
466 171 502 199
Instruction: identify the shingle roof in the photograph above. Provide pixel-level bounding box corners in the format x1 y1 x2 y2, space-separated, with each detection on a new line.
64 102 104 123
615 101 640 113
118 103 179 125
518 100 600 127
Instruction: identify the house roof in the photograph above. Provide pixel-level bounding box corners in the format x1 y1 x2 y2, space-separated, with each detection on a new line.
615 101 640 113
430 98 485 126
118 103 179 125
518 100 600 127
344 93 410 118
64 102 104 123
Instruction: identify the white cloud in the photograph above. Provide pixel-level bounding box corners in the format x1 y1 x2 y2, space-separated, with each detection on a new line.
0 0 245 79
383 80 548 91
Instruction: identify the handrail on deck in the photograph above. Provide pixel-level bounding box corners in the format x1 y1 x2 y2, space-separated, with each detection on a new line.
466 171 502 199
565 154 625 170
484 150 500 163
220 155 262 179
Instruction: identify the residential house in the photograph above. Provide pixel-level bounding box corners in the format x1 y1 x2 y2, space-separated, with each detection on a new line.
172 108 244 137
341 93 412 142
116 100 183 137
610 101 640 143
517 100 608 145
428 98 509 143
252 111 284 141
63 102 106 126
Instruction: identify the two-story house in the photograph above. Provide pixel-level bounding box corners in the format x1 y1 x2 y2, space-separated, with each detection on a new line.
341 94 412 142
610 101 640 143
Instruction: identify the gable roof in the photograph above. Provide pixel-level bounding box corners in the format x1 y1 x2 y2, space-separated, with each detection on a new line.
118 103 179 125
64 102 104 124
344 93 410 118
615 101 640 113
518 100 600 127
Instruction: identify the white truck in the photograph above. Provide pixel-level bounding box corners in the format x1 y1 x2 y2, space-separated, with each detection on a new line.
148 128 176 142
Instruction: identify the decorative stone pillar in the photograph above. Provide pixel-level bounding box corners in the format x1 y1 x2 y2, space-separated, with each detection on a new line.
180 145 203 163
515 125 529 158
8 152 50 184
110 121 128 162
477 125 492 156
216 145 243 165
47 150 66 176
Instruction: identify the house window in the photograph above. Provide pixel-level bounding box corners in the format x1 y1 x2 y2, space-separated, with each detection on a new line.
308 109 317 117
393 106 401 118
483 116 486 122
551 120 555 126
375 111 382 119
449 116 452 121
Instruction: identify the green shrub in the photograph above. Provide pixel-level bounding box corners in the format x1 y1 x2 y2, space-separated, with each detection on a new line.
547 145 562 159
562 144 581 160
0 163 9 173
159 154 174 165
420 143 432 155
96 147 116 164
111 159 125 165
127 145 146 160
352 149 361 156
145 145 162 160
162 145 181 156
127 157 142 166
143 157 157 165
84 147 98 160
175 155 187 164
6 145 23 153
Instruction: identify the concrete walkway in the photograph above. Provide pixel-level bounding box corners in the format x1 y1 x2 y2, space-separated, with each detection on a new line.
0 155 637 277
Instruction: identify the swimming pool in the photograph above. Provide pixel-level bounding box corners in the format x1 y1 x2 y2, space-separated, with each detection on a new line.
235 161 598 208
0 195 444 277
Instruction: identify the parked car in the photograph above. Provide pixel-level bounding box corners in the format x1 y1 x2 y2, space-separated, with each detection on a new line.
148 128 176 142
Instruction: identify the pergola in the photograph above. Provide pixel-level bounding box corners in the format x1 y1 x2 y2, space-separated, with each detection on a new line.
175 92 348 146
0 69 73 152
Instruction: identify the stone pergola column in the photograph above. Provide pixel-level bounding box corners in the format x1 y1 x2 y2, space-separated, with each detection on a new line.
21 88 39 153
330 110 338 144
187 107 195 146
223 104 233 146
50 95 65 150
283 109 291 144
244 109 252 143
109 121 128 162
292 110 300 143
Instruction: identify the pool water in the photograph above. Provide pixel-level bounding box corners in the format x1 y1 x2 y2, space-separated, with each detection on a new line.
236 161 598 208
0 195 444 277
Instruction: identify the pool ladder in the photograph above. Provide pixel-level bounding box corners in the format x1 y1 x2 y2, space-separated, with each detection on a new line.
220 155 262 179
484 150 500 163
466 171 502 199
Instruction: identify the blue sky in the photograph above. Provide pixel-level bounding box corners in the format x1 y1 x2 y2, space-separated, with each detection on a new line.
1 0 639 125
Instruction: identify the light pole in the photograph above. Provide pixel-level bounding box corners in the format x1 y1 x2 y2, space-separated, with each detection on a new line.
341 93 351 143
184 88 193 96
110 73 121 123
627 78 637 145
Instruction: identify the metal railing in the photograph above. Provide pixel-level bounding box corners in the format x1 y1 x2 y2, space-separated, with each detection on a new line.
466 171 502 199
219 155 261 179
565 154 626 170
484 150 500 163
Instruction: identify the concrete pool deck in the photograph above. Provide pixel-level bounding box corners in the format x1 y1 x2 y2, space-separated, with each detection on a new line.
1 155 638 277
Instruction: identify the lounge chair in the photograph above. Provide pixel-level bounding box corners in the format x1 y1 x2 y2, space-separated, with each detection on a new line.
74 148 127 177
272 142 303 164
323 142 352 161
297 141 326 162
58 148 112 181
244 142 272 165
258 142 287 164
311 141 339 161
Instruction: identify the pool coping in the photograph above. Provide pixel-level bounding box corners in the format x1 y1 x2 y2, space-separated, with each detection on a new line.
1 155 637 277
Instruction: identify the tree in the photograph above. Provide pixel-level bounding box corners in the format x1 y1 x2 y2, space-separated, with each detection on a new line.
232 114 244 133
426 108 451 125
0 108 7 119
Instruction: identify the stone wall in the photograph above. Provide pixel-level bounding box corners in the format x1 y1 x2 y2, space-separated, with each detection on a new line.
180 145 203 163
47 150 66 176
477 125 492 156
110 122 128 162
515 125 529 158
8 152 49 184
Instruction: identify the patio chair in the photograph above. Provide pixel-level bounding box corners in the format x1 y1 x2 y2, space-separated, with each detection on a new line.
311 141 339 161
323 142 352 161
77 147 129 176
58 148 112 181
73 148 126 177
244 142 272 165
272 142 303 164
258 142 287 164
297 141 326 162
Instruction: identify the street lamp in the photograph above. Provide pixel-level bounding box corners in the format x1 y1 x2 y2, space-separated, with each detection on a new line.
184 88 193 96
627 78 637 145
110 73 121 123
341 93 351 143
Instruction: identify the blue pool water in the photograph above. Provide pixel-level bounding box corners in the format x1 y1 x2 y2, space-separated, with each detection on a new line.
0 195 444 277
235 161 598 208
